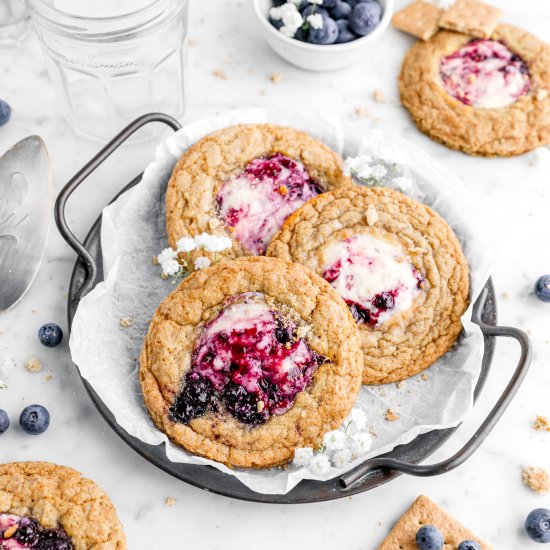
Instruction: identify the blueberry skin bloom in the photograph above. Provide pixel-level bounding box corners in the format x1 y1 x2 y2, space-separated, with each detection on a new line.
19 405 50 435
349 0 382 35
0 99 11 126
38 323 64 347
535 275 550 302
335 19 356 43
458 541 482 550
416 525 444 550
308 16 339 44
0 409 9 434
331 0 352 19
525 508 550 543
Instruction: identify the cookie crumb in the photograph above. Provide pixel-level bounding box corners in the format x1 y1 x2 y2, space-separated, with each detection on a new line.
537 89 548 101
366 205 379 225
373 89 386 103
120 317 133 328
523 466 550 494
396 381 405 389
534 415 550 432
278 184 288 196
152 256 158 265
296 325 311 339
385 409 399 421
44 374 53 382
354 107 371 118
212 69 227 80
369 427 378 438
257 400 265 413
208 218 220 230
25 357 42 373
270 73 283 83
501 291 509 299
165 497 176 506
421 373 429 381
188 37 198 45
4 525 17 538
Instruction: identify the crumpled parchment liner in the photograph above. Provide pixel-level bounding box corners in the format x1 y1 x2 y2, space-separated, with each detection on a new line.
70 108 494 495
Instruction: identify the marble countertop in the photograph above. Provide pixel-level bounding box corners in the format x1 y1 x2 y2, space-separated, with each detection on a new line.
1 0 550 548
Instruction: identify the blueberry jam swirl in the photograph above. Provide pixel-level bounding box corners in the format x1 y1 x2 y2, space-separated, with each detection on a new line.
170 293 327 426
0 514 73 550
216 154 323 255
322 234 424 326
440 39 530 109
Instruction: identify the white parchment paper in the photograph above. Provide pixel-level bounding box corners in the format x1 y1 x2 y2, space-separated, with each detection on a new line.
70 108 494 495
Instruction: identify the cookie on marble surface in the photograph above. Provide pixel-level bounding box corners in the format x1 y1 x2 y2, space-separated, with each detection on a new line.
439 0 502 39
399 25 550 157
0 461 126 549
140 256 362 469
165 124 352 259
392 1 443 41
266 186 469 385
377 495 492 549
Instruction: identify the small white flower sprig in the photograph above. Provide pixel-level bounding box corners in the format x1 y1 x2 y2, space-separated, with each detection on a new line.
293 408 374 476
343 154 412 192
156 233 232 284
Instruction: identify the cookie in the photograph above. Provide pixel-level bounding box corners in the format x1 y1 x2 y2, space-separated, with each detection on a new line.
165 124 352 258
140 256 362 469
399 25 550 157
439 0 502 39
377 495 492 549
266 186 469 385
392 1 443 41
0 462 126 549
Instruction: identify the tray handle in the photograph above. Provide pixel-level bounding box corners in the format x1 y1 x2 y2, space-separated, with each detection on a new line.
55 113 182 300
339 287 532 489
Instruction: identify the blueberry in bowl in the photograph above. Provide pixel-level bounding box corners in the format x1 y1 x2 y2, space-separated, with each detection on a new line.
253 0 393 71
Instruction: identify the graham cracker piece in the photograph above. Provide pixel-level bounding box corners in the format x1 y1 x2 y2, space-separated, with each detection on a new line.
392 1 443 41
534 415 550 432
523 466 550 494
439 0 503 39
377 495 493 549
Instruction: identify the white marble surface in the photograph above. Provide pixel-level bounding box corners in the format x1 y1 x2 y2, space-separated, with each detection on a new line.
1 0 550 548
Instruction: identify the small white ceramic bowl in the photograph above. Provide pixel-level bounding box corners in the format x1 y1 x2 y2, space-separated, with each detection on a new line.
253 0 394 72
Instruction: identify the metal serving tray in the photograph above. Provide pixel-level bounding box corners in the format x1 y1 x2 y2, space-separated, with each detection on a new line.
55 113 532 504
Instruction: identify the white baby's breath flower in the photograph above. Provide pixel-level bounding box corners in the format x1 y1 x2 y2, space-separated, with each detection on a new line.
269 6 283 20
204 236 232 253
348 432 373 456
161 258 181 276
371 164 388 179
309 454 331 475
176 236 196 253
157 247 177 265
345 408 367 433
293 447 314 467
343 155 374 179
323 430 347 452
331 449 353 468
193 232 215 249
194 256 211 270
307 13 324 29
393 176 413 192
275 2 303 37
307 0 324 4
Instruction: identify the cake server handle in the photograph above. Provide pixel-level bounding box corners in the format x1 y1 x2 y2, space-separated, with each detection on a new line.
339 287 532 489
55 113 181 301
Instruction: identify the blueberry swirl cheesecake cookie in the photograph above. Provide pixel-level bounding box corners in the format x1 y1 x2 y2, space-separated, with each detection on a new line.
0 462 126 549
165 124 352 258
266 186 469 385
139 256 362 468
399 25 550 156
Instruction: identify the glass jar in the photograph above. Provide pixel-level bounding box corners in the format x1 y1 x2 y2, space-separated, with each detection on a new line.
26 0 189 141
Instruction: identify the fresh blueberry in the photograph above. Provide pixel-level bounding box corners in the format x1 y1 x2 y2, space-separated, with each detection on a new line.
38 323 63 347
0 99 11 127
223 383 266 425
320 0 338 7
335 19 357 43
535 275 550 302
302 5 329 19
269 15 284 29
0 409 9 434
416 525 444 550
331 0 352 19
294 25 308 41
458 542 482 550
272 0 287 5
349 0 382 35
373 292 395 311
307 15 338 44
525 508 550 543
19 405 50 435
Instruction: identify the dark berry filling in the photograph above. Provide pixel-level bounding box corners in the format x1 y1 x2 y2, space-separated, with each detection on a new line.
0 515 73 550
216 153 322 255
170 294 326 427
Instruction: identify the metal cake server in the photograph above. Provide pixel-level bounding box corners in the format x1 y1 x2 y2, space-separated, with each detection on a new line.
0 136 51 311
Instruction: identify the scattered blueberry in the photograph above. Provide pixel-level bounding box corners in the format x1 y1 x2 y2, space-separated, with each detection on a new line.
19 405 50 435
525 508 550 543
349 0 382 35
319 0 337 8
416 525 444 550
302 5 329 19
535 275 550 302
0 409 9 434
269 15 284 29
308 15 338 44
0 99 11 127
38 323 63 347
458 542 482 550
331 0 352 19
294 25 308 41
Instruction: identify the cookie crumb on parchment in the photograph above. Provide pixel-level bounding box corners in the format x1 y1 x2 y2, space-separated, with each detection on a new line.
25 357 42 373
534 415 550 432
120 317 133 328
385 409 399 421
373 89 386 103
212 69 227 80
523 466 550 494
270 73 283 83
165 497 176 506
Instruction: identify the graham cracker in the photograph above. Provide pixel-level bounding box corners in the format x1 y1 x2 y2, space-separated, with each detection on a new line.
439 0 503 39
392 1 443 41
377 495 493 549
